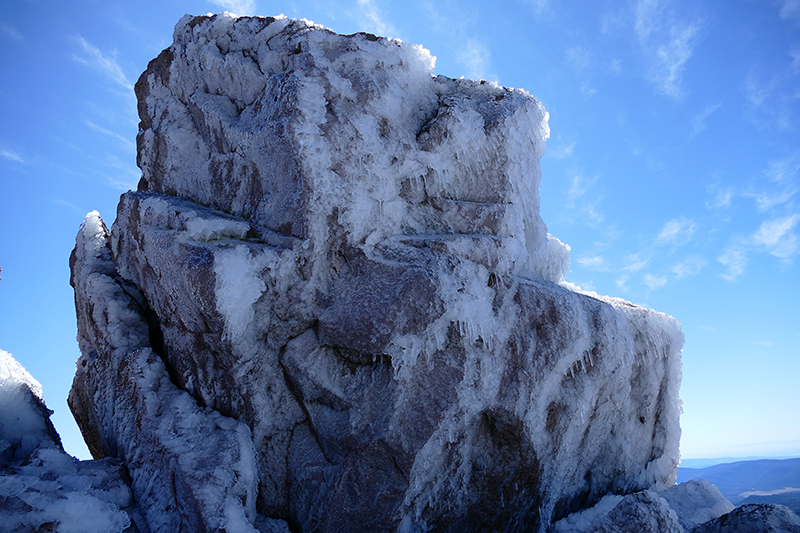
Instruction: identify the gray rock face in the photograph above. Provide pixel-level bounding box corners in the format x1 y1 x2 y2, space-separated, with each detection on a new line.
553 480 738 533
691 504 800 533
585 491 683 533
662 479 735 531
69 13 684 533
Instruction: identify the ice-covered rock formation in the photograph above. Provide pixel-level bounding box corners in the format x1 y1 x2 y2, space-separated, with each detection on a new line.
68 13 685 533
0 349 144 533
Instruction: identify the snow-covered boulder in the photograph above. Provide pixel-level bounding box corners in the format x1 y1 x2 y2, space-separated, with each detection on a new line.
553 480 737 532
691 503 800 533
0 349 61 464
662 479 735 531
583 490 683 533
69 13 684 533
0 350 144 533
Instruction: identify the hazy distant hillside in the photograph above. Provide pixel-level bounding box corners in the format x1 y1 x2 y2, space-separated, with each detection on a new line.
678 457 800 514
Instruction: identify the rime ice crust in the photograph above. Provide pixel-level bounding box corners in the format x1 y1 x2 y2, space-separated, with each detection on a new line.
69 13 684 533
0 349 143 533
135 12 562 280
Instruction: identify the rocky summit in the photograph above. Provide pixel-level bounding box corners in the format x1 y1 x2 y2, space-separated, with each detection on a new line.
65 12 685 533
6 11 783 533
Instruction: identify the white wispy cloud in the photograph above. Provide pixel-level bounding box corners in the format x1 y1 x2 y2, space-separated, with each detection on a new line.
754 340 774 347
566 46 591 72
0 23 22 41
578 255 611 271
656 217 696 245
652 24 700 99
690 103 722 138
706 181 735 209
548 140 576 159
643 273 668 289
103 155 141 191
567 174 593 204
746 154 800 211
356 0 397 37
72 36 133 92
209 0 257 15
779 0 800 19
745 72 793 131
565 174 605 223
791 46 800 72
0 148 24 163
717 246 747 281
85 121 136 153
623 253 650 272
420 1 495 81
752 214 800 261
50 198 87 218
671 256 707 278
457 39 492 81
634 0 701 99
527 0 549 14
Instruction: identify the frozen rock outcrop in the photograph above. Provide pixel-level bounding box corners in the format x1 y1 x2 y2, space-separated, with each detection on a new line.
662 480 736 531
553 480 736 532
69 13 684 533
691 504 800 533
0 349 143 533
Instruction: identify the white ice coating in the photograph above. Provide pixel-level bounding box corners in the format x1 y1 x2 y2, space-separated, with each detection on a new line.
0 349 52 463
0 447 135 533
70 211 264 533
137 12 569 285
65 13 687 533
214 244 269 340
0 349 139 533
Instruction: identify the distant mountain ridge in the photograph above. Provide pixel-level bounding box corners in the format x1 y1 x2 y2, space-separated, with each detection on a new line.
678 457 800 509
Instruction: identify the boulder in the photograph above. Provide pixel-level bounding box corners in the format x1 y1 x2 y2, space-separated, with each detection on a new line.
690 504 800 533
662 479 735 531
584 491 683 533
0 349 144 533
69 13 684 533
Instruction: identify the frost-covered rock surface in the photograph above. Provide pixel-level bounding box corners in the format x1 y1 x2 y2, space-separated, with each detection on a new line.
691 504 800 533
662 479 736 531
69 12 686 533
0 349 144 533
552 480 736 533
0 349 61 463
583 490 683 533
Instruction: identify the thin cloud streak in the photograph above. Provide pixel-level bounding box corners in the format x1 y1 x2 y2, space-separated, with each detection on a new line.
656 217 696 245
753 215 799 261
209 0 257 15
671 256 707 279
0 149 24 163
634 0 701 99
548 141 576 159
85 121 136 153
357 0 397 37
72 36 133 92
718 247 747 281
420 1 495 81
0 23 22 41
457 39 492 81
690 103 722 138
779 0 800 19
643 273 668 289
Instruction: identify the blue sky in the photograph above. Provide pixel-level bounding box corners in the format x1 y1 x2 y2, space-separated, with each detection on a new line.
1 0 798 461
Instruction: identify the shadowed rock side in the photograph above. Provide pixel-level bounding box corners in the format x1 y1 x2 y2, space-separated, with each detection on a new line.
69 13 684 533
